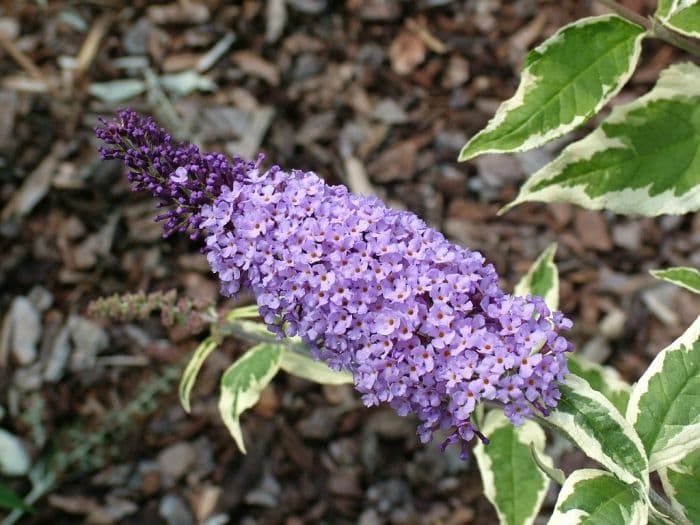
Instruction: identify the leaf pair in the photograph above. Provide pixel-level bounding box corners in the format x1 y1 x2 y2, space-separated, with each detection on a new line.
179 305 353 454
460 14 700 217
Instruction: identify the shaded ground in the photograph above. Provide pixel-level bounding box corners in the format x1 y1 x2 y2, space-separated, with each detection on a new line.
0 1 698 524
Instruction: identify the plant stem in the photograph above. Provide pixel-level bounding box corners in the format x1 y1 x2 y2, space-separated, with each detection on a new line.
649 488 692 525
595 0 700 58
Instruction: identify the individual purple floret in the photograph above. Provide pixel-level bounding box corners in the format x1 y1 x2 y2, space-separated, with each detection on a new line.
96 109 573 458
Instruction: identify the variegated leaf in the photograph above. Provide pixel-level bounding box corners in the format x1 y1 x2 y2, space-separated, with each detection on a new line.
659 1 700 38
280 349 354 385
225 304 261 320
514 243 559 311
219 343 282 453
547 375 648 486
179 336 218 413
659 447 700 524
548 469 647 525
503 62 700 216
651 266 700 294
474 410 552 525
567 354 631 414
459 15 645 160
656 0 676 18
530 443 566 485
626 316 700 471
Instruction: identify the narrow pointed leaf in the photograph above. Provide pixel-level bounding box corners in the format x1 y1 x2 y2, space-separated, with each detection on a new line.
280 349 354 385
530 443 566 485
567 354 631 414
651 266 700 294
659 448 700 524
661 1 700 38
546 375 648 485
219 343 282 453
459 15 645 160
626 316 700 471
515 243 559 310
548 469 647 525
225 304 261 320
503 62 700 216
474 410 552 525
179 336 218 413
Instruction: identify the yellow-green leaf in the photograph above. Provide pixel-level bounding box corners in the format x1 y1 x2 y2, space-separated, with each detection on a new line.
179 336 218 413
219 343 282 453
280 349 354 385
651 266 700 294
515 243 559 311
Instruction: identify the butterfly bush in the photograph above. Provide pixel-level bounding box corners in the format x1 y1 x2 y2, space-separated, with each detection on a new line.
96 109 573 457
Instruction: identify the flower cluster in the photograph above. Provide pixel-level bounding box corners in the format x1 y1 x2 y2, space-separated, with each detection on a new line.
96 110 573 457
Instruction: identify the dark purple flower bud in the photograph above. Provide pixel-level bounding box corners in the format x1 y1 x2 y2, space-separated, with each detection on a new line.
96 109 574 455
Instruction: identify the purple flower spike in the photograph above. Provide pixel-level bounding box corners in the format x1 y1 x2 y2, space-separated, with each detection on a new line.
96 109 573 453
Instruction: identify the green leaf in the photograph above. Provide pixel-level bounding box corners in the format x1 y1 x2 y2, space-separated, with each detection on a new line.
548 469 647 524
659 448 700 524
0 483 32 513
626 316 700 471
503 62 700 216
660 1 700 38
514 243 559 311
179 336 218 413
474 410 552 525
459 15 645 160
547 375 648 485
225 304 261 321
651 266 700 294
219 343 282 453
530 442 566 486
280 349 354 385
656 0 676 18
567 354 631 414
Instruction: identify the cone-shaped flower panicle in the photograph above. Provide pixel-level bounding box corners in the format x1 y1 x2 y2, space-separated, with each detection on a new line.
96 109 573 457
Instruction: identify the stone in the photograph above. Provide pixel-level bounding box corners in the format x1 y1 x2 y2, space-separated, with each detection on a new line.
159 494 195 525
244 474 281 507
0 428 31 475
157 442 197 481
5 296 41 366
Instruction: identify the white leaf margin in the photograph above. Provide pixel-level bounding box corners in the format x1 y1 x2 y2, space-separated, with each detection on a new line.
514 242 559 311
626 316 700 471
547 469 648 525
475 410 551 525
179 336 218 413
459 15 646 160
219 343 283 454
548 375 649 486
502 62 700 216
280 349 353 385
658 0 700 38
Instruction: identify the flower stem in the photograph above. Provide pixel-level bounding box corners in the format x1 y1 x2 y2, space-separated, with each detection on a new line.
595 0 700 58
